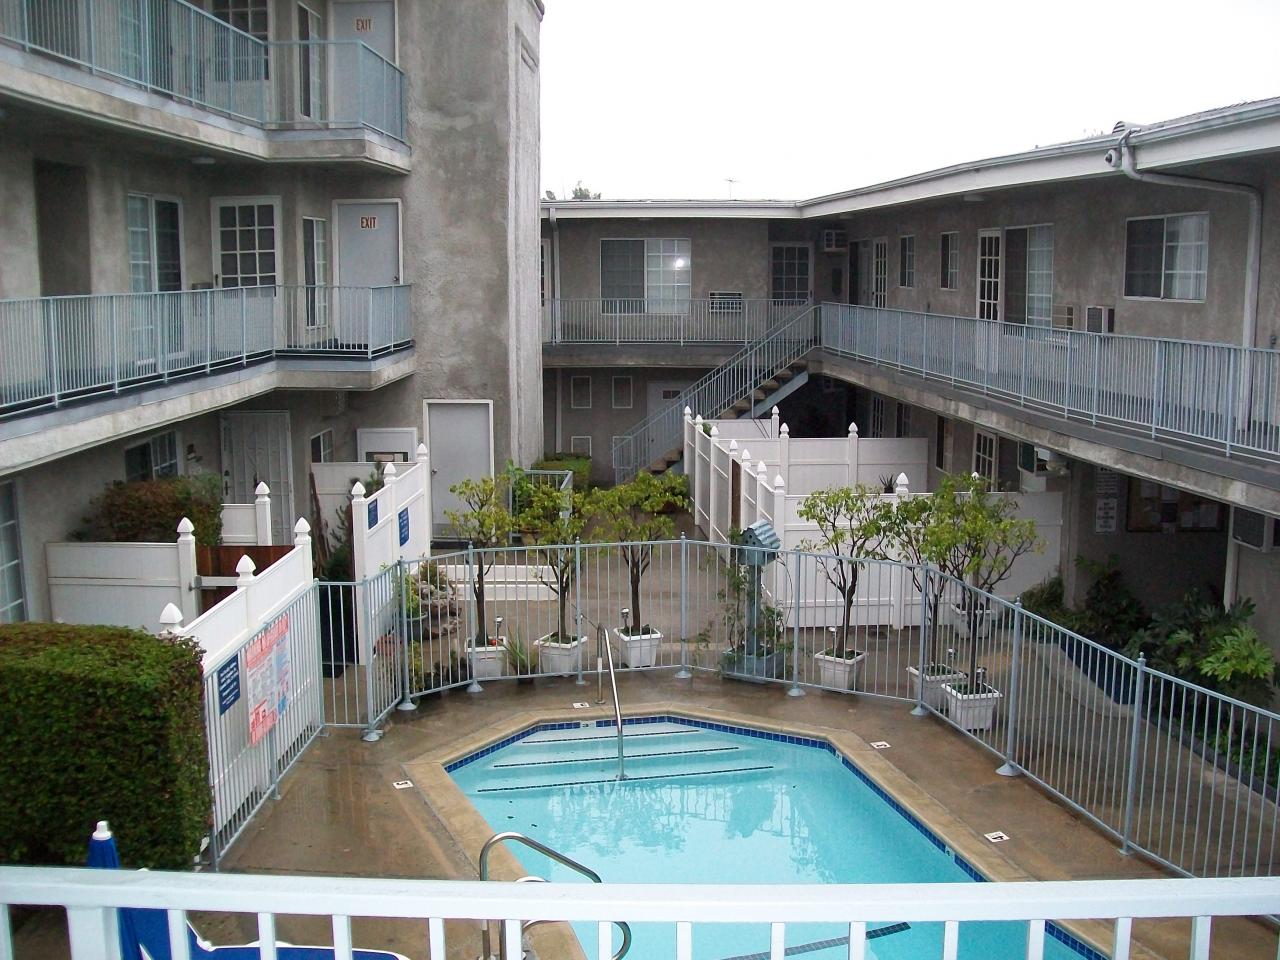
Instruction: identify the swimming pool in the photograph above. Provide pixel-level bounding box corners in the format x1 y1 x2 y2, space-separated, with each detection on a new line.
448 716 1102 960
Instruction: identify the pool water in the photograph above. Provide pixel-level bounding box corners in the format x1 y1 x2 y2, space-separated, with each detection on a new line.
449 718 1096 960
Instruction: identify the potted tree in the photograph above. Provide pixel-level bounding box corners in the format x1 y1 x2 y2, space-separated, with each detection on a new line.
446 473 516 679
519 482 589 676
933 474 1041 729
718 535 789 681
589 472 689 667
797 484 889 690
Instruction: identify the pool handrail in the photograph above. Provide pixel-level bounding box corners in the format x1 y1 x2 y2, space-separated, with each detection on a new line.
478 832 633 960
596 619 628 781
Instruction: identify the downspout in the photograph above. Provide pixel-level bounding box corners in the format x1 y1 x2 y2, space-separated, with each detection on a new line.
1107 129 1261 610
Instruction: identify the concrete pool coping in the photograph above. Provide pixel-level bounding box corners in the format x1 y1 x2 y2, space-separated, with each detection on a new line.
405 700 1140 960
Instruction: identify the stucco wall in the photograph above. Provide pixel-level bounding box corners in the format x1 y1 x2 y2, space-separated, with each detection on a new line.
1236 546 1280 660
0 143 42 299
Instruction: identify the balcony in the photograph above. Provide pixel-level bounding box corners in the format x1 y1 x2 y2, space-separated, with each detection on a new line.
0 284 413 419
0 0 407 166
543 298 812 345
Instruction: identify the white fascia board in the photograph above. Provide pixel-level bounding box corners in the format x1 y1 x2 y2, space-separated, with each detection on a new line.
541 201 802 219
1132 112 1280 170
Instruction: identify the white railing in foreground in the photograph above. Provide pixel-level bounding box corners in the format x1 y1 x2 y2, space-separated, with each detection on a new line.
543 298 812 344
5 867 1279 960
0 284 412 416
821 302 1280 462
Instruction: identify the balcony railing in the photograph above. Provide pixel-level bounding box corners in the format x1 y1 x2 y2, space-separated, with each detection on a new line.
543 298 812 345
0 284 412 417
821 303 1280 462
0 0 406 139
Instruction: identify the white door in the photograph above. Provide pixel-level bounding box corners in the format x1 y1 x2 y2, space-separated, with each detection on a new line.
872 238 888 308
646 380 688 462
977 230 1002 322
331 1 396 61
333 200 401 345
220 411 294 544
425 400 493 538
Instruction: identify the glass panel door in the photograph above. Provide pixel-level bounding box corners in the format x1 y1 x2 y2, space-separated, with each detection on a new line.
872 239 887 308
303 216 328 328
977 230 1002 322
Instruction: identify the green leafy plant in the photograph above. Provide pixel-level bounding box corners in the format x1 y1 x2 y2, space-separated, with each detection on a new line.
518 483 591 643
76 474 223 547
0 623 209 869
446 472 516 646
534 453 591 490
587 472 689 634
798 484 891 659
1071 555 1148 650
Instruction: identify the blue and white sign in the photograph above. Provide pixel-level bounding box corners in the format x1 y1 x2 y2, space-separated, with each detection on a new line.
216 658 241 716
398 507 410 546
367 498 379 529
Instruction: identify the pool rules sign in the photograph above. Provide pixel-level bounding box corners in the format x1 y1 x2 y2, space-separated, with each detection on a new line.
246 613 292 746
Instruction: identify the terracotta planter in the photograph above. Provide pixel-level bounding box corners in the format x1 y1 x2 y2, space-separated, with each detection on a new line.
465 637 508 679
906 665 968 710
612 627 663 668
941 681 1003 731
534 634 586 676
814 650 867 690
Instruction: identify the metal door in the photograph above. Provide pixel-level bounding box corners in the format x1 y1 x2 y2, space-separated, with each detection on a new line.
425 401 493 537
220 411 294 544
647 380 688 462
330 1 397 61
334 200 400 345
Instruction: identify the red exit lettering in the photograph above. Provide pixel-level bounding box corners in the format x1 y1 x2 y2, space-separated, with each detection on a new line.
360 216 378 230
354 17 373 31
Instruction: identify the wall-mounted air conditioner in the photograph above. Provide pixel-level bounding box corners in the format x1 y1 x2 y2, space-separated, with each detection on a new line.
1231 506 1278 553
821 228 848 253
1085 305 1116 334
709 291 744 314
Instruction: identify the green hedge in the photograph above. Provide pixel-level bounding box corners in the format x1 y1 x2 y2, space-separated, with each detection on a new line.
75 474 223 547
535 453 591 490
0 623 210 869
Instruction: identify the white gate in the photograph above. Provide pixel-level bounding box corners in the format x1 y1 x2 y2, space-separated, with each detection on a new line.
221 411 294 545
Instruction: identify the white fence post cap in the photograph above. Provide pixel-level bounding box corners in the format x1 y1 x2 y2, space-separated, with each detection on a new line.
895 473 910 495
741 448 750 462
771 406 780 417
383 462 398 479
728 439 738 452
684 406 693 418
294 517 312 539
848 422 859 438
159 603 183 628
176 517 195 537
710 426 719 437
416 443 429 460
236 555 256 578
774 475 786 492
780 423 790 437
351 481 366 498
254 481 270 497
694 414 703 425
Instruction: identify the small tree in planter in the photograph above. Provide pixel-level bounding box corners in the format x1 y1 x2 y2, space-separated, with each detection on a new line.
446 473 516 676
519 482 590 675
588 472 689 667
797 484 891 690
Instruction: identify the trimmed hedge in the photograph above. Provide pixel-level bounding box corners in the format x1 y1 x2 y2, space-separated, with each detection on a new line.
75 474 223 547
0 623 210 869
534 453 591 490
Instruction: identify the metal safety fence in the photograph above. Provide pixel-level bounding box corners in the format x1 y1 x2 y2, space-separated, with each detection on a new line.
543 298 812 345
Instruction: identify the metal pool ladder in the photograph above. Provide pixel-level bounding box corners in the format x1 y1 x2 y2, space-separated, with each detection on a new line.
479 831 633 960
595 618 627 781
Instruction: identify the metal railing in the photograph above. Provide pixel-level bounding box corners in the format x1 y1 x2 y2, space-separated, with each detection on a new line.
9 865 1278 960
610 307 820 482
0 284 412 416
508 467 574 519
543 298 812 344
0 0 406 139
821 302 1280 462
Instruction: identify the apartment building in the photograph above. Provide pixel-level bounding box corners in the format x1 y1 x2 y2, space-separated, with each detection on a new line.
0 0 544 623
541 99 1280 648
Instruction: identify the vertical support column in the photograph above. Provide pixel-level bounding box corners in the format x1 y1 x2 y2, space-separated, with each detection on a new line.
847 421 859 486
1120 654 1147 855
708 426 721 541
381 462 400 560
416 443 432 557
253 481 273 546
693 414 706 525
770 405 780 439
911 565 932 716
466 543 482 694
676 534 691 679
367 287 376 357
778 423 791 486
66 906 122 960
996 599 1024 778
111 296 120 393
240 287 248 364
575 539 587 685
1152 340 1165 439
683 406 695 480
739 450 752 529
176 517 199 623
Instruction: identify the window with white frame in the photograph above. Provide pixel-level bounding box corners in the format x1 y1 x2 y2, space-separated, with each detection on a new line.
899 236 915 288
872 239 888 307
127 194 183 293
612 376 633 409
125 431 180 482
570 375 592 409
770 244 811 303
302 217 328 328
569 436 592 456
0 480 26 624
214 199 279 288
1002 224 1054 325
1124 213 1208 301
973 430 997 484
310 428 334 463
601 238 691 313
940 232 959 289
870 396 885 438
296 4 323 119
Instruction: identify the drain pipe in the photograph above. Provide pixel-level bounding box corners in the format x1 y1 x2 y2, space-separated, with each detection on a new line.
1107 128 1261 610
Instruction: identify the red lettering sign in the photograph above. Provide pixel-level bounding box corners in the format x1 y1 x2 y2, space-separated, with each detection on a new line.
355 17 372 31
360 216 378 230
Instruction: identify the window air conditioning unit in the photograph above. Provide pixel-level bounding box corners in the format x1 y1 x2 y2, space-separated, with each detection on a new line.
1085 305 1116 334
821 228 848 253
1231 507 1278 553
709 291 744 314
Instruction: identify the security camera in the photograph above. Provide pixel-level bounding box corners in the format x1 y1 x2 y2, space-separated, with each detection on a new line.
1104 148 1122 169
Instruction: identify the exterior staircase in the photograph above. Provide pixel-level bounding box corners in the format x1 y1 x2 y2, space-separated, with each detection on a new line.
611 307 820 483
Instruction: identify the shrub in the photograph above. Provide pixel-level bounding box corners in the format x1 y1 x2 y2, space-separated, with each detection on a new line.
534 453 591 490
0 623 210 869
76 474 223 547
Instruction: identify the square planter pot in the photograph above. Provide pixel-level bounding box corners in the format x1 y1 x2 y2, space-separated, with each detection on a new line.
949 602 1001 642
612 627 663 668
814 650 868 690
941 681 1003 731
723 649 787 682
534 634 586 676
906 665 968 710
465 637 508 679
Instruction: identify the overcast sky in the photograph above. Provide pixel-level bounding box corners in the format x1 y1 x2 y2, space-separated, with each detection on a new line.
540 0 1280 202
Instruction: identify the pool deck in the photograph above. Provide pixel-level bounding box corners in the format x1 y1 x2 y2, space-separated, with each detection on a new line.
200 670 1276 960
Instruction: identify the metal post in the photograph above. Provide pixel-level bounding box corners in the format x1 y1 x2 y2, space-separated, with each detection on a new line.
268 723 282 799
1151 340 1164 438
241 287 248 365
47 305 61 407
1091 336 1101 425
676 534 691 678
1226 350 1237 458
205 291 214 372
996 600 1024 777
466 543 482 694
1063 335 1072 416
574 540 586 685
1020 327 1028 405
367 287 375 357
950 315 958 385
397 559 416 712
110 297 120 394
911 566 931 717
361 575 382 742
1120 654 1147 855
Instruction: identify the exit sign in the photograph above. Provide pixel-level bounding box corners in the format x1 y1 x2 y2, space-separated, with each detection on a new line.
360 216 378 230
354 17 373 32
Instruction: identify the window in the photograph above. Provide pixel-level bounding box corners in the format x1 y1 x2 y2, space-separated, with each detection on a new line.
570 375 592 409
302 217 328 328
612 376 633 409
125 431 179 482
1124 214 1208 301
127 195 182 293
213 0 268 39
0 480 26 625
600 238 690 313
940 232 959 289
1002 225 1054 325
872 239 888 307
869 396 885 438
935 416 950 471
569 436 592 456
297 5 323 119
899 236 915 288
977 231 1001 321
770 244 811 303
895 403 911 438
310 429 333 463
214 199 279 288
973 431 997 484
